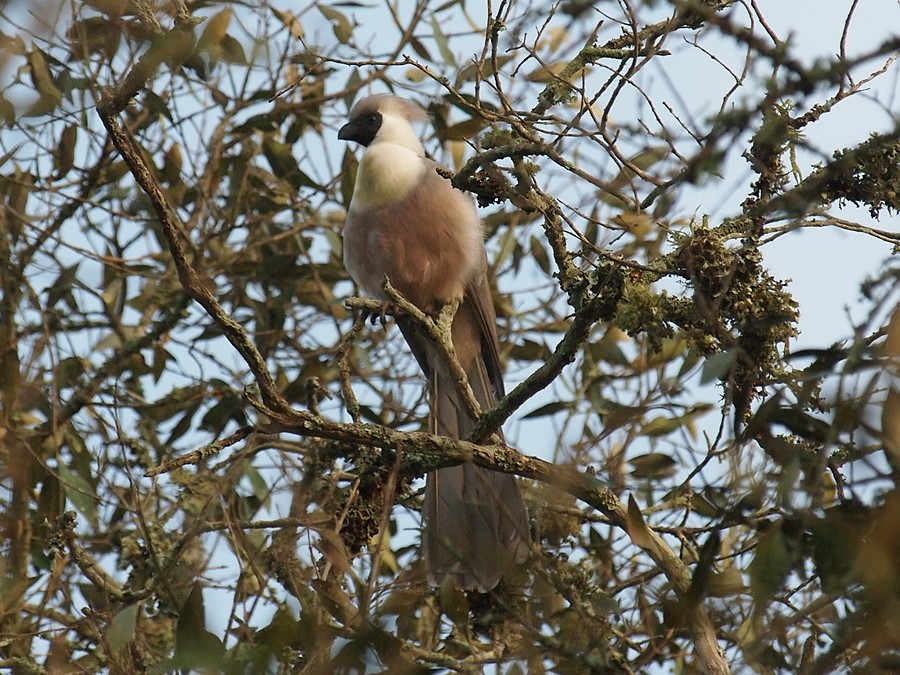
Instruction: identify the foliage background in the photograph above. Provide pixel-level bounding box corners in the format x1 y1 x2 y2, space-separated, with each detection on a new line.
0 0 899 672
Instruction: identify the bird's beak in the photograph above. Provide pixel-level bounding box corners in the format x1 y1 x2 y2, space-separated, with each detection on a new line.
338 122 354 141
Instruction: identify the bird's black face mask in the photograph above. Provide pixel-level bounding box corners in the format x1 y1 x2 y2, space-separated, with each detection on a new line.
338 111 382 147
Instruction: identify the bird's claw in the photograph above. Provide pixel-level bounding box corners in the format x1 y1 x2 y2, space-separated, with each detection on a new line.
361 301 404 327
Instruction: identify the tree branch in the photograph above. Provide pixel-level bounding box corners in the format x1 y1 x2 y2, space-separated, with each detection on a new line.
97 93 290 415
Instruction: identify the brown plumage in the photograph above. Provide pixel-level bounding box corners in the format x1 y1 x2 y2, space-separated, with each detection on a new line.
339 94 529 591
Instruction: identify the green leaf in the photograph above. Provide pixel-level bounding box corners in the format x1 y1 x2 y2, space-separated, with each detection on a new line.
27 48 62 104
700 350 734 383
811 503 868 593
707 567 747 597
165 407 199 445
175 584 225 671
107 604 138 652
255 608 306 654
768 407 830 442
525 60 569 83
69 16 122 58
244 464 269 505
53 124 77 179
262 136 299 178
443 117 484 141
494 224 520 270
262 136 319 191
588 336 630 367
521 400 571 420
45 263 80 311
640 415 682 437
609 146 669 187
629 452 677 479
318 4 353 44
57 356 89 389
530 235 551 275
151 345 174 383
199 8 232 49
456 55 515 85
430 15 457 67
508 338 550 361
597 401 644 432
199 394 246 434
220 35 246 64
626 495 655 550
749 522 796 606
272 7 304 39
408 35 432 61
56 462 98 526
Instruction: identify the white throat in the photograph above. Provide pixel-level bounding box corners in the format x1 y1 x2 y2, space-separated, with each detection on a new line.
350 111 426 211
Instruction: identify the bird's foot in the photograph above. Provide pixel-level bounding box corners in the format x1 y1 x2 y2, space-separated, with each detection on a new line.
361 301 404 327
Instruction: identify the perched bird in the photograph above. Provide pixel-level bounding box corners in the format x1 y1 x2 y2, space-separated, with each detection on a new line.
338 94 529 591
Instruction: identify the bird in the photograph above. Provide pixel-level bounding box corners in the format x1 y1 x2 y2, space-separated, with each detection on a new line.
338 94 530 591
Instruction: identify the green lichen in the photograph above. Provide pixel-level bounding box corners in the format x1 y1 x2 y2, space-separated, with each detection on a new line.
480 127 518 150
614 218 799 420
614 281 678 351
817 133 900 217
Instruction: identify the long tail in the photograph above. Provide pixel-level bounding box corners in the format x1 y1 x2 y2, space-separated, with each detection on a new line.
420 336 530 591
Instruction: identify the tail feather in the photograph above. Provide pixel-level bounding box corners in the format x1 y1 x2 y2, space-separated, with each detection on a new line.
422 351 530 591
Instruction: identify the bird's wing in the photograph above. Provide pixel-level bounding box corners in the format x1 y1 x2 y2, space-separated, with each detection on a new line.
464 260 505 399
